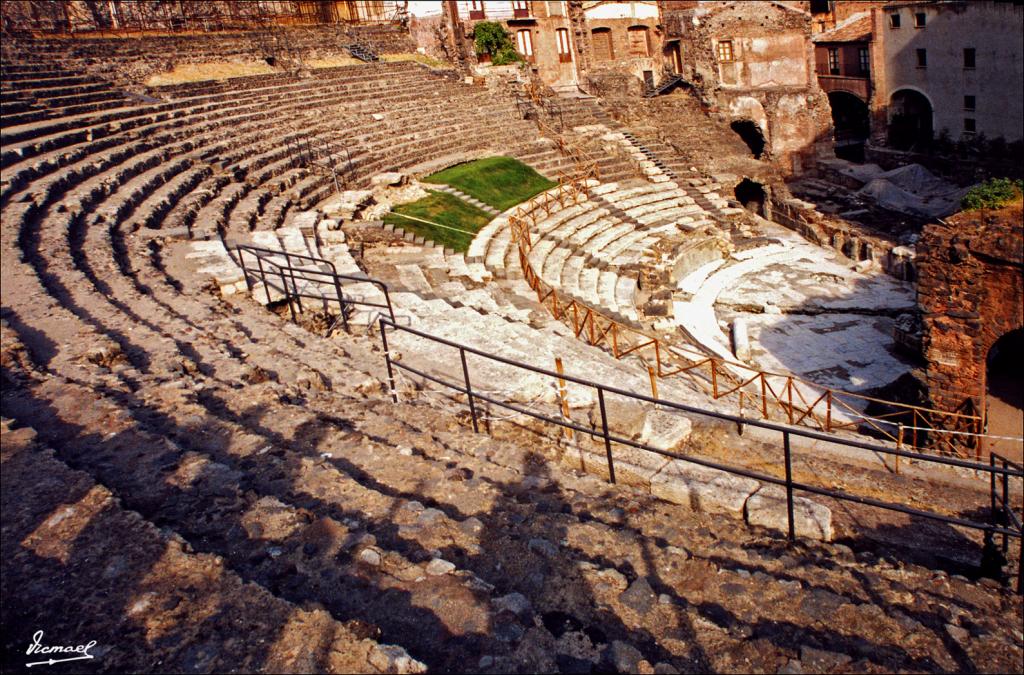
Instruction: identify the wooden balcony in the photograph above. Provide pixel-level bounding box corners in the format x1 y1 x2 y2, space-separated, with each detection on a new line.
817 74 871 101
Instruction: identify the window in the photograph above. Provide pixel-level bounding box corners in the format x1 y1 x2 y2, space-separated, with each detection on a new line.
964 118 976 134
889 13 900 28
914 12 926 28
512 1 530 18
628 26 650 58
717 40 734 62
469 0 484 20
556 28 572 62
827 47 840 75
516 29 533 58
964 95 976 111
592 28 613 61
964 48 976 69
916 48 927 68
858 47 870 75
547 1 563 17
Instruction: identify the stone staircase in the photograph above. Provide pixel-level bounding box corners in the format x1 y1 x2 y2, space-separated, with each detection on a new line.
345 42 380 62
429 184 501 216
642 73 686 98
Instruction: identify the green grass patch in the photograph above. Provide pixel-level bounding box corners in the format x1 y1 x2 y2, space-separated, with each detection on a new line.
382 191 492 252
423 156 557 211
961 178 1024 211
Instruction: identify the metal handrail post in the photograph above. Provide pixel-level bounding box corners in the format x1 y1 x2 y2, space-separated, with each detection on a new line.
784 430 795 541
379 318 398 403
1002 457 1010 554
598 387 615 484
279 267 296 323
237 246 253 293
256 255 272 305
460 347 479 434
285 252 304 315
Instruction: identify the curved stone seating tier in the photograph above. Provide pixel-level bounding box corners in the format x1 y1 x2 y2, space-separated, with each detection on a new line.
17 47 984 674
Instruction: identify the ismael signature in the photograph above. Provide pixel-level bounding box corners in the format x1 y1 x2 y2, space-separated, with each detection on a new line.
25 631 97 668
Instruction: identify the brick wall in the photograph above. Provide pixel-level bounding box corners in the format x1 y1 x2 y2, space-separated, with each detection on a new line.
917 209 1024 417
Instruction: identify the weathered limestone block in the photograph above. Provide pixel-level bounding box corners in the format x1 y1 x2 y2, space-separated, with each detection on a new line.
744 485 833 541
638 409 692 452
561 446 665 489
651 459 759 515
321 190 373 219
732 318 751 361
588 401 692 452
370 172 408 188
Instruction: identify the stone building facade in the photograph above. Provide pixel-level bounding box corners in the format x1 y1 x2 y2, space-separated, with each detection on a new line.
916 209 1024 427
435 1 663 93
662 1 833 174
871 0 1024 146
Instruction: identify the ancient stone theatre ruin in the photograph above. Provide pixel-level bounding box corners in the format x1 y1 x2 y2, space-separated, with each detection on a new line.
1 1 1021 673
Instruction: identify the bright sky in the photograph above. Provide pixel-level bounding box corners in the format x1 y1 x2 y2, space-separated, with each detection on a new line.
407 0 445 17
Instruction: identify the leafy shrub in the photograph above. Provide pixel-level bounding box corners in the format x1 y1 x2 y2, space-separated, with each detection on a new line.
960 178 1024 211
473 21 521 66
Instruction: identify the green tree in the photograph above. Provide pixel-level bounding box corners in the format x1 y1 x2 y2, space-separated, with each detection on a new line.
473 21 521 66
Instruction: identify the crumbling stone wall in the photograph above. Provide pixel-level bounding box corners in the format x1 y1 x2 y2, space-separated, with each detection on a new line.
20 23 415 87
582 16 662 86
664 1 833 175
770 194 916 281
916 209 1024 418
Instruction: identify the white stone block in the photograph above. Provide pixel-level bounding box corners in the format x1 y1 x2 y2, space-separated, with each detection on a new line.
651 460 759 515
744 485 833 541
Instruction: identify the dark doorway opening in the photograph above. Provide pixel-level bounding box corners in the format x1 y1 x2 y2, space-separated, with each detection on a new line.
731 120 766 159
985 328 1024 462
889 89 933 151
734 178 766 215
828 90 869 162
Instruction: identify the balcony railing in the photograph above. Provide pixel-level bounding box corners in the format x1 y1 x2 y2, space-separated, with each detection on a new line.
817 74 871 101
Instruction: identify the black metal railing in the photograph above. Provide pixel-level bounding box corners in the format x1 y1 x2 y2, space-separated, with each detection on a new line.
236 244 394 333
991 451 1024 571
284 134 356 192
378 316 1023 592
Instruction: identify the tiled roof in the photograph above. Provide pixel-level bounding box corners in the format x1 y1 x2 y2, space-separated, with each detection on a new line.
813 13 873 43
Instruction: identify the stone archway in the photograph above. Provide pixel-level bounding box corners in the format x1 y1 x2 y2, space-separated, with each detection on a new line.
889 88 933 151
827 90 869 161
730 120 766 159
917 212 1023 455
734 178 766 215
985 328 1024 461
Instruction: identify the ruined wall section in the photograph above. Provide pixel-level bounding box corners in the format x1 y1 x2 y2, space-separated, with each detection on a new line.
20 23 415 88
668 2 833 175
917 208 1024 416
582 12 662 86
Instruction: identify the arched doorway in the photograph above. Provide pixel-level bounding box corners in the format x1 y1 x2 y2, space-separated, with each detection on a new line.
730 120 766 159
734 178 766 216
889 89 933 151
827 90 869 162
985 328 1024 462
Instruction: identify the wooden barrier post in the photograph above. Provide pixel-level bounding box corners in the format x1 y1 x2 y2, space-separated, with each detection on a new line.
648 365 658 400
895 423 903 475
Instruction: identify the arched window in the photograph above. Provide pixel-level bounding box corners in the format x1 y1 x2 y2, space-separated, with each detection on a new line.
627 26 650 57
556 28 572 62
516 29 534 58
592 27 613 61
